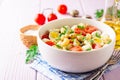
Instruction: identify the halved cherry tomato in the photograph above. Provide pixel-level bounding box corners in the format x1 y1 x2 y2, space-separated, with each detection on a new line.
47 13 57 22
35 13 46 25
74 28 86 36
58 4 67 14
70 46 83 51
92 43 101 49
45 41 55 46
41 34 49 39
84 25 97 34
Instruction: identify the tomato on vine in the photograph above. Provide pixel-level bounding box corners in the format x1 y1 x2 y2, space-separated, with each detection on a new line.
47 13 57 22
58 4 67 14
35 13 46 25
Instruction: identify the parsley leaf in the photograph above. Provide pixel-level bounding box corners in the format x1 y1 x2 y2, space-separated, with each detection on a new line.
26 45 38 64
95 9 104 18
95 8 120 19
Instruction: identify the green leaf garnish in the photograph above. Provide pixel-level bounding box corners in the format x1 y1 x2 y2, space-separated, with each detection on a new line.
56 44 62 48
82 37 86 41
55 37 61 41
95 33 101 38
59 33 65 37
77 25 85 29
70 30 74 33
95 8 120 19
89 39 94 44
86 48 91 51
26 45 38 64
95 9 104 18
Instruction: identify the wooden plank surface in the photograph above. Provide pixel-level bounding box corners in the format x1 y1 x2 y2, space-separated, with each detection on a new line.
0 54 36 80
37 72 51 80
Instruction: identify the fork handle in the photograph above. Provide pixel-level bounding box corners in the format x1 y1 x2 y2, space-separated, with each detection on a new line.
84 64 109 80
84 71 101 80
93 68 106 80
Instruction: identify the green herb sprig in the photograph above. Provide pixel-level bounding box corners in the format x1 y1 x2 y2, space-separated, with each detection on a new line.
95 9 120 19
26 45 38 64
95 9 104 18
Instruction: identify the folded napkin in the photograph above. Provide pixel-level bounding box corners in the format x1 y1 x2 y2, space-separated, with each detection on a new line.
30 53 120 80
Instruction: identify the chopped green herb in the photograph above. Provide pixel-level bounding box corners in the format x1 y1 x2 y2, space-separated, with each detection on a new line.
95 33 101 38
56 44 62 48
59 33 65 37
77 25 84 29
107 40 111 44
55 37 61 41
86 48 91 51
89 39 94 44
82 37 86 41
61 26 68 34
63 26 67 30
70 30 74 33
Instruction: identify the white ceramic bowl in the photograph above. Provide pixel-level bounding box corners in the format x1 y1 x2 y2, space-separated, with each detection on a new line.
37 18 116 73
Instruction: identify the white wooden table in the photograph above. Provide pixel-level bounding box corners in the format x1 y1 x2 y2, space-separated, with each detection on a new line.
0 0 120 80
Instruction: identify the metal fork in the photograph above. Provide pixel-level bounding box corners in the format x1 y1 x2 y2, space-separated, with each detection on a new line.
85 49 120 80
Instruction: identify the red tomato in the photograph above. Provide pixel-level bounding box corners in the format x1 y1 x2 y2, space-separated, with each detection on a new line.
74 28 86 36
58 4 67 14
84 25 97 34
70 46 83 51
92 43 101 49
47 13 57 22
35 13 46 25
45 41 55 46
41 34 49 39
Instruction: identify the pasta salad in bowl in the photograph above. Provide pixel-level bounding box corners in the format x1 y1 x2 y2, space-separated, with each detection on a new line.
41 23 112 52
37 18 115 73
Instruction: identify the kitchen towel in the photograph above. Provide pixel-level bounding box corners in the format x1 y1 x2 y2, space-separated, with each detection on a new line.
30 53 120 80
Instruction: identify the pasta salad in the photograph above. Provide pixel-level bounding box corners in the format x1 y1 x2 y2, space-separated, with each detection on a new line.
41 23 112 51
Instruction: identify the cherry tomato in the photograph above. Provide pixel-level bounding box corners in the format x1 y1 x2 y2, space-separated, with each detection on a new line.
47 13 57 22
58 4 67 14
84 25 97 34
41 31 49 39
70 46 83 51
92 43 101 49
74 28 86 36
35 13 46 25
41 34 49 39
45 41 55 46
